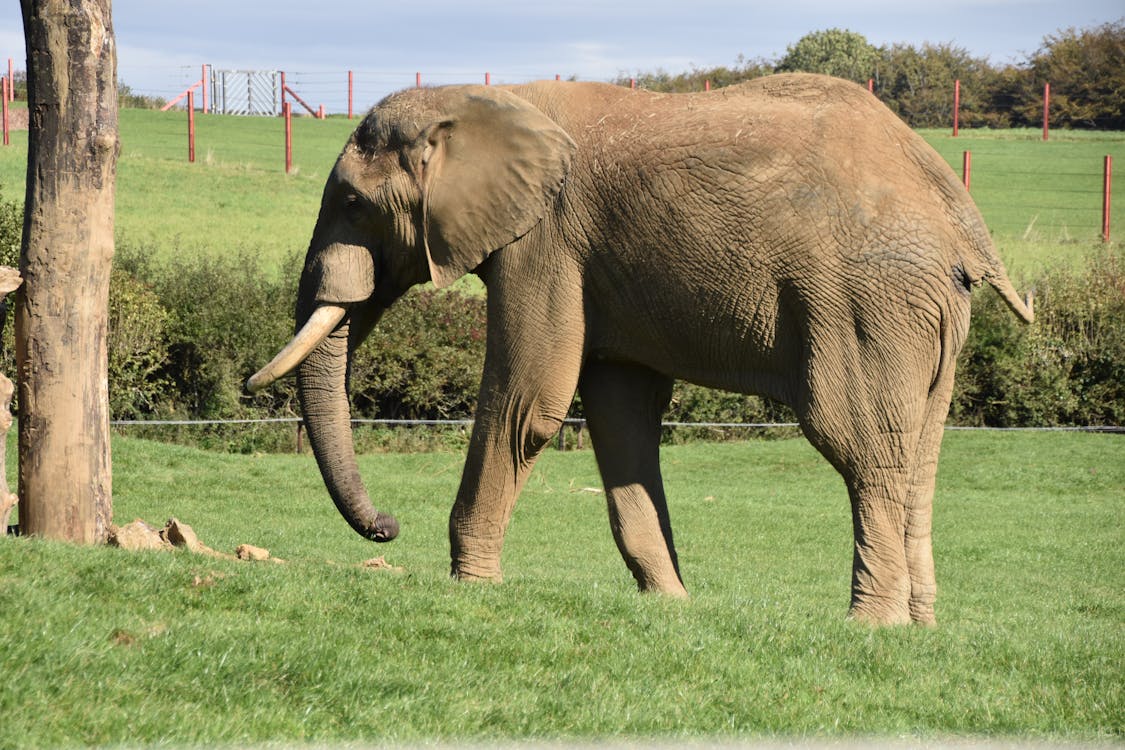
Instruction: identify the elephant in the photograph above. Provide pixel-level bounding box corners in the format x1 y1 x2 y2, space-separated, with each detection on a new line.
247 74 1033 625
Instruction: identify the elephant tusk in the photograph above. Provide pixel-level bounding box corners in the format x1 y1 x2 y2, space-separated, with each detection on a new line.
245 304 348 393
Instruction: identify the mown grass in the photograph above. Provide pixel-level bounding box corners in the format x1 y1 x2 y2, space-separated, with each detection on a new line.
0 105 356 269
921 127 1125 272
0 103 1120 272
1 431 1121 746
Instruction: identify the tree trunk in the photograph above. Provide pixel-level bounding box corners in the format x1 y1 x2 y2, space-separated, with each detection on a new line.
16 0 117 543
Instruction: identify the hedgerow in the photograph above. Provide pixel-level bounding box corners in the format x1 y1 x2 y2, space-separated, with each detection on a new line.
0 191 1120 451
951 246 1125 427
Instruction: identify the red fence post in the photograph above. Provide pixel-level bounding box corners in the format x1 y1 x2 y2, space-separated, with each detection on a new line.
416 72 421 88
867 78 873 93
1105 155 1113 243
705 79 711 92
284 101 293 174
962 150 971 191
2 77 8 146
953 79 960 137
201 63 208 114
1043 82 1050 141
630 78 636 90
485 72 490 86
187 90 195 163
348 70 354 119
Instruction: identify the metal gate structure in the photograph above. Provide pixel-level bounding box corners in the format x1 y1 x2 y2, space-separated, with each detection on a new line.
209 70 280 116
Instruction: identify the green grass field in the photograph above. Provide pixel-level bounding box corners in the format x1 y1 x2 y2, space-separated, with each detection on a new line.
1 431 1121 746
0 104 1121 274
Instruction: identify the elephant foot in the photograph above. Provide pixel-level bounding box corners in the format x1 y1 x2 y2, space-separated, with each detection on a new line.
637 577 689 598
847 592 912 626
909 599 937 626
450 556 504 584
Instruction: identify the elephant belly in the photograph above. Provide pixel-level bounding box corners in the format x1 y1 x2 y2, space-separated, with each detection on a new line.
586 269 801 406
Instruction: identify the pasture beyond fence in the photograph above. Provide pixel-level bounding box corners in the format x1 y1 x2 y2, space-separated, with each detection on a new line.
5 61 1117 243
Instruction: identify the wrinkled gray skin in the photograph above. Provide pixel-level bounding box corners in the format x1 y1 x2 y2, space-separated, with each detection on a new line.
252 75 1033 625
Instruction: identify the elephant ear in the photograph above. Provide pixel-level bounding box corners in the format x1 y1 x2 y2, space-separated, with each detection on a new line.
420 87 576 288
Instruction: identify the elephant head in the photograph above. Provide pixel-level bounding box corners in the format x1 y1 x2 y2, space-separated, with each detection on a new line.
246 85 575 543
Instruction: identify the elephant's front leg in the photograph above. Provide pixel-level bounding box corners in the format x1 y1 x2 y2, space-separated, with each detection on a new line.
449 386 577 581
448 275 584 583
580 361 686 596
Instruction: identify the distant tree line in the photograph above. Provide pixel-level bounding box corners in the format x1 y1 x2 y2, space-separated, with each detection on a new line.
614 20 1125 130
6 70 166 109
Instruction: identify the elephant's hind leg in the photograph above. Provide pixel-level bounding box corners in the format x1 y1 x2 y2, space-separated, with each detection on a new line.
580 361 686 596
796 331 937 625
903 349 958 626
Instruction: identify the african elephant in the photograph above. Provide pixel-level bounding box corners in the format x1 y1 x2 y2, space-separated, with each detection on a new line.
247 74 1033 625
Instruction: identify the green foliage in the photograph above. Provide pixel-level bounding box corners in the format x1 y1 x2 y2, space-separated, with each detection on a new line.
107 267 172 420
117 244 302 421
953 245 1125 426
664 384 798 443
875 43 998 128
775 28 879 83
0 189 20 269
0 433 1121 745
624 19 1125 131
117 82 166 110
1022 20 1125 129
615 55 773 93
350 288 486 421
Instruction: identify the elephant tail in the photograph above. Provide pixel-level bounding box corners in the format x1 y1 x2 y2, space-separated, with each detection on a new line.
985 269 1035 324
957 198 1035 324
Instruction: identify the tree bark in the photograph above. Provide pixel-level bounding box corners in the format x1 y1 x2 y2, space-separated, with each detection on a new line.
16 0 117 542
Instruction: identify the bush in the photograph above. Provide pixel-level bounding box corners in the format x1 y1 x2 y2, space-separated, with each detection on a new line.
107 267 172 420
117 244 302 421
953 245 1125 426
350 287 486 421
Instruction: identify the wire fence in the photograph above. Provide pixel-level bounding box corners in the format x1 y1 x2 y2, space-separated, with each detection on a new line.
119 65 1124 244
107 417 1124 455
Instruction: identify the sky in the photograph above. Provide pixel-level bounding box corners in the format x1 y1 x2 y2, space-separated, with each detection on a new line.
0 1 1120 113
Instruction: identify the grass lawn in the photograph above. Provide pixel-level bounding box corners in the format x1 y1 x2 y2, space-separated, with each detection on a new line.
921 127 1125 273
1 431 1121 746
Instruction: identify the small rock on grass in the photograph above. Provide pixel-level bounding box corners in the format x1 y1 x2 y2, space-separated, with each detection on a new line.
236 543 285 563
108 517 281 562
361 556 405 574
108 519 172 551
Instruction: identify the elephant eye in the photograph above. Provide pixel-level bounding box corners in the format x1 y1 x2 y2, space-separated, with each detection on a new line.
343 193 364 220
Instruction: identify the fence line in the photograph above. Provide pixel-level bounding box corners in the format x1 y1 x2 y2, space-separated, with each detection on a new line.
109 416 1122 432
141 66 1125 242
108 416 1123 454
156 93 1123 240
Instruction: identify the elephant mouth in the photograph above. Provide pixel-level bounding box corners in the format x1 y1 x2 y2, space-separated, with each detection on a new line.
245 304 348 393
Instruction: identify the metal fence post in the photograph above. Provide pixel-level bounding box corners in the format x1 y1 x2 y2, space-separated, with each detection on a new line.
1 77 8 147
1104 155 1113 243
953 79 960 137
187 90 195 163
283 101 292 173
1043 82 1050 141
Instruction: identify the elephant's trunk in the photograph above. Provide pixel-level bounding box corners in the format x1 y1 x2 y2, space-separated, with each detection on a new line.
296 313 399 542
